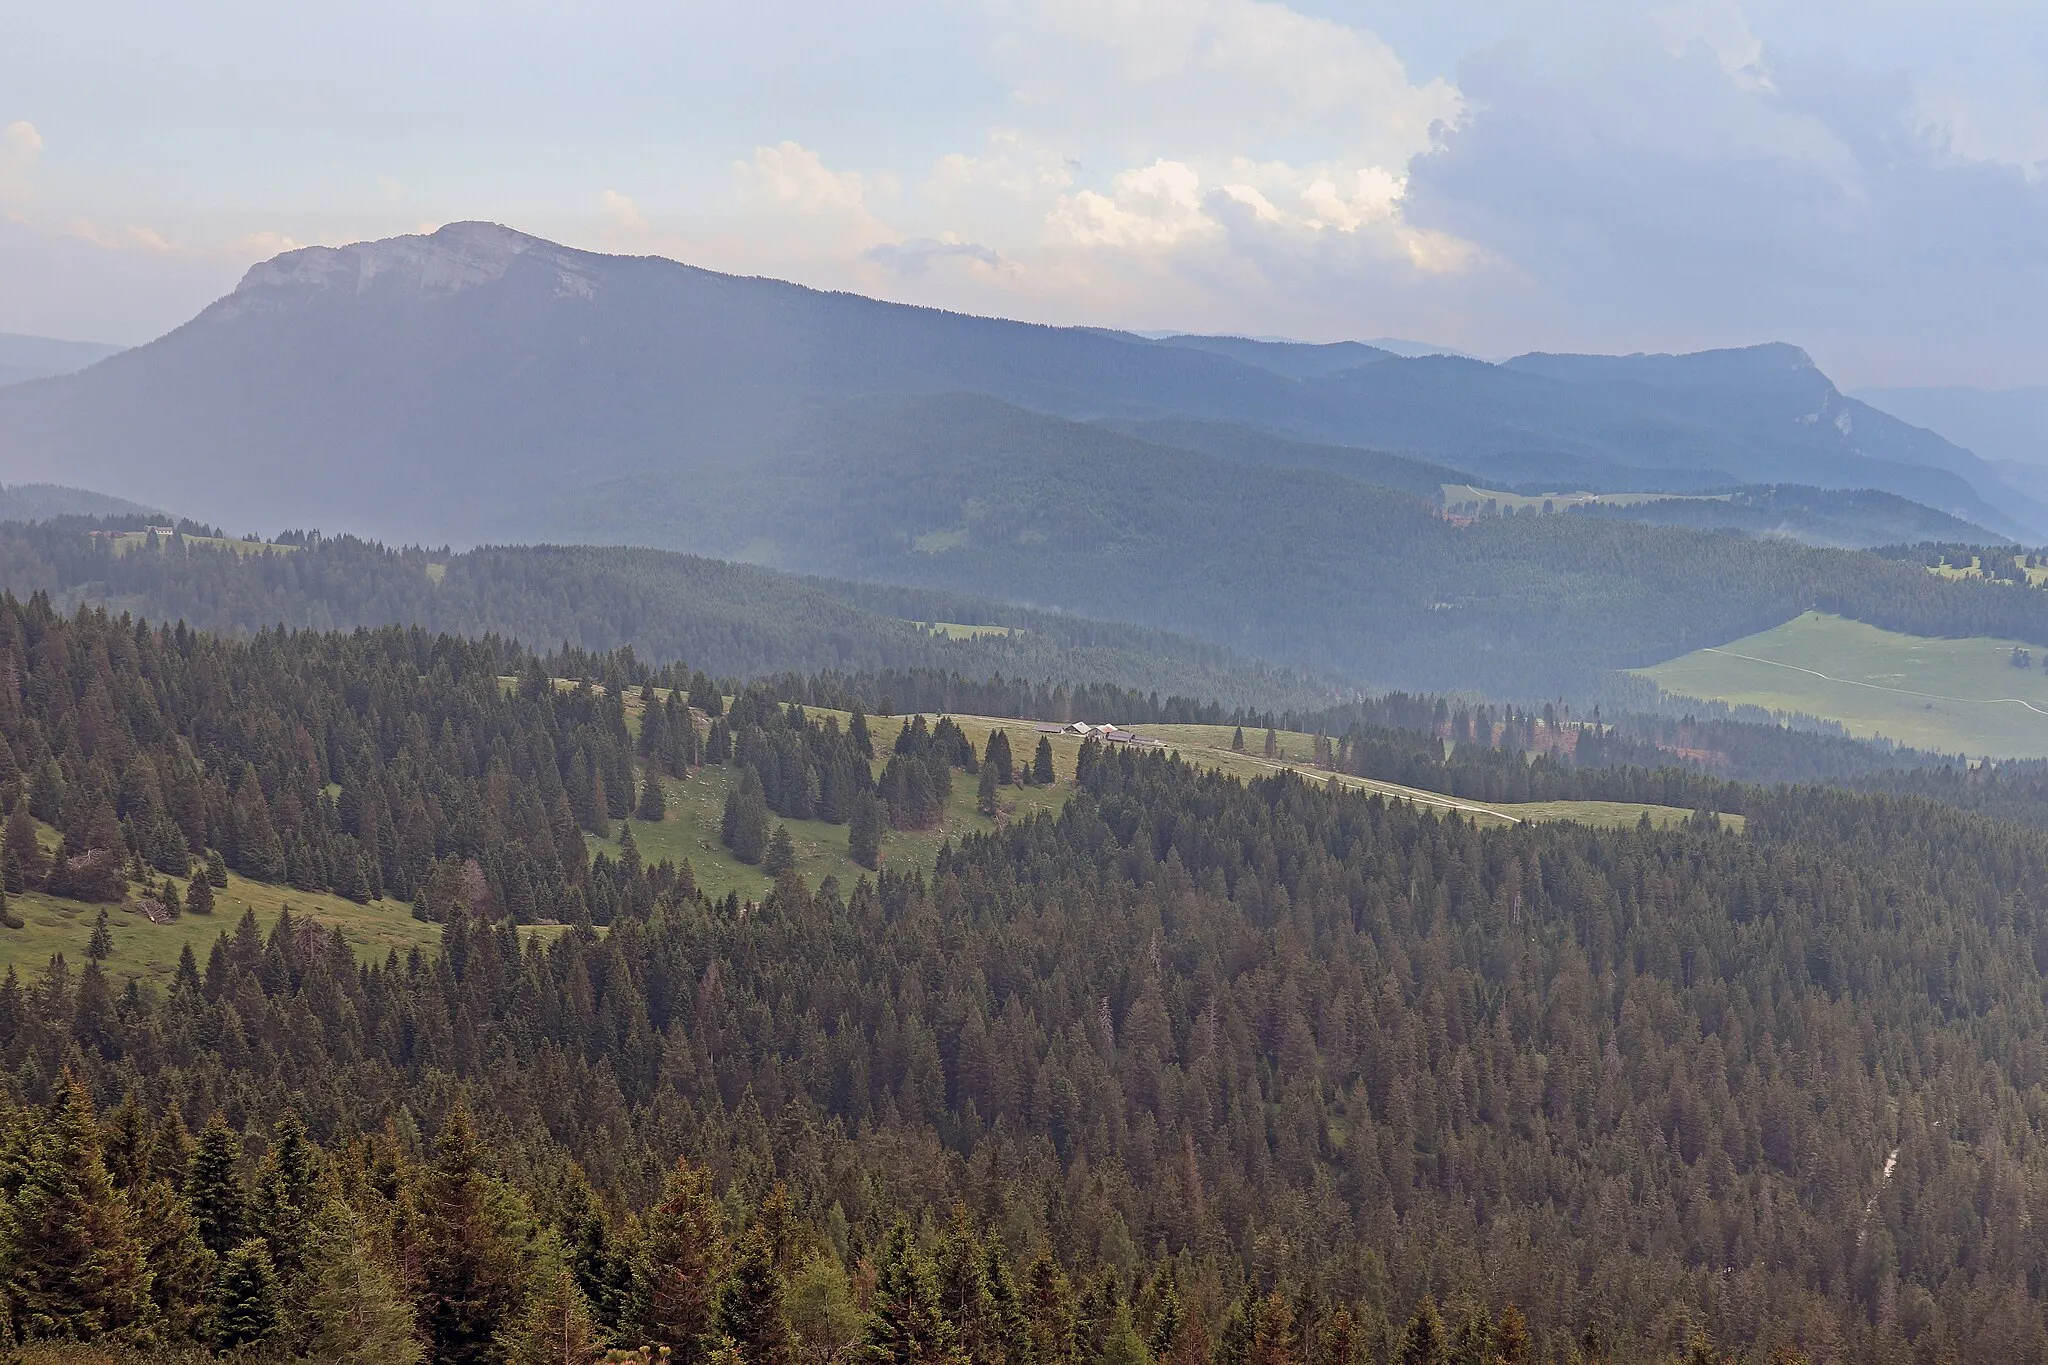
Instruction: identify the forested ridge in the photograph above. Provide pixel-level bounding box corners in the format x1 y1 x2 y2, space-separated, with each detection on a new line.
0 520 1335 711
0 597 2044 1360
19 477 2048 703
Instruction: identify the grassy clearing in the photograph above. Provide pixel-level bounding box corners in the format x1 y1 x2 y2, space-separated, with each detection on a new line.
1503 799 1740 832
1138 723 1739 831
591 713 1083 901
1639 610 2048 757
1439 483 1730 514
911 621 1016 640
1927 553 2048 588
109 532 293 558
3 870 438 987
3 694 1731 985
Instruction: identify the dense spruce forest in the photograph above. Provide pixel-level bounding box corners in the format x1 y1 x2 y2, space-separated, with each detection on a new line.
1 595 2048 1361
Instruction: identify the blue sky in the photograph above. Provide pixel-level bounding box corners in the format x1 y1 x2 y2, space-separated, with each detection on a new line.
6 0 2048 387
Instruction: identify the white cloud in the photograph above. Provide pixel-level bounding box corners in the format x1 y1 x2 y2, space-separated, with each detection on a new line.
600 189 648 231
1 120 44 203
1047 160 1218 249
993 0 1462 171
737 141 887 217
730 140 899 256
65 219 177 253
928 131 1073 206
1038 153 1483 278
882 0 1486 323
864 235 1013 279
1657 0 1774 91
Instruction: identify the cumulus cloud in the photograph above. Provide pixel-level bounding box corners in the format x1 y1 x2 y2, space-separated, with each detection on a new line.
1656 0 1773 90
599 189 648 231
994 0 1461 170
737 142 890 217
1 121 44 203
729 140 899 257
863 236 1011 278
1048 161 1219 249
928 131 1074 207
834 0 1485 331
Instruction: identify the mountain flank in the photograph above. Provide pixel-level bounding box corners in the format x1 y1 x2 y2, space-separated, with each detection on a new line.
2 223 2043 693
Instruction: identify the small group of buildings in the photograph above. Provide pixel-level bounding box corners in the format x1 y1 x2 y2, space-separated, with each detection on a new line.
1035 720 1166 747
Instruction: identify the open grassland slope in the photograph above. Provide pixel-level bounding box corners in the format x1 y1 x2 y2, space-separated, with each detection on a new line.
1641 611 2048 757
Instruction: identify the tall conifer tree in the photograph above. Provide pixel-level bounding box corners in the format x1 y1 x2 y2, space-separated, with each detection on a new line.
862 1220 960 1365
634 1155 728 1363
713 1225 792 1365
416 1106 526 1365
213 1238 283 1351
185 1113 247 1257
303 1198 422 1365
2 1072 150 1343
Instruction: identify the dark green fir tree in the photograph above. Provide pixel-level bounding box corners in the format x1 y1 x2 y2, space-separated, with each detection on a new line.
185 1113 247 1257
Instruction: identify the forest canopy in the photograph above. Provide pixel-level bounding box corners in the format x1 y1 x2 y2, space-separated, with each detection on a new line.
0 595 2041 1360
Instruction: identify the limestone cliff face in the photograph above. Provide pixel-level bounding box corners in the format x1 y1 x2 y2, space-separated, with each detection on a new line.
217 221 596 318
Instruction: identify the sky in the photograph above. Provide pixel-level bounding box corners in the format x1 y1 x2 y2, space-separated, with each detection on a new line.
6 0 2048 387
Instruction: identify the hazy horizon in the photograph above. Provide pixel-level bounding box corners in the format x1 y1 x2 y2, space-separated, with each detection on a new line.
11 1 2048 389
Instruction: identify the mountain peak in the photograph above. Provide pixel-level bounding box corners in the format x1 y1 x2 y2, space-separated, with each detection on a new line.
223 221 589 314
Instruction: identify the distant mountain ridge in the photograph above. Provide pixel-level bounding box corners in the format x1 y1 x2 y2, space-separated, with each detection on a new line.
0 332 124 389
0 220 2030 535
1505 346 2032 524
1 222 2042 694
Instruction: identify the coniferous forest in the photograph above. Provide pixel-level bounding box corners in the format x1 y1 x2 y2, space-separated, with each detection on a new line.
6 592 2048 1362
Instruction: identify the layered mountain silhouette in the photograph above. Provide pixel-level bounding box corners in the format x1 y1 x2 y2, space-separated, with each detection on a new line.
0 222 2034 693
0 220 2031 538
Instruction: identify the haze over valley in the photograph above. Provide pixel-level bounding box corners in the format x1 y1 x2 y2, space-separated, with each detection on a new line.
14 5 2048 1363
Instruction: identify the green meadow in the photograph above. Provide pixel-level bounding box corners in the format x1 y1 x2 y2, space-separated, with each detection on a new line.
3 863 439 987
109 530 294 558
1640 610 2048 757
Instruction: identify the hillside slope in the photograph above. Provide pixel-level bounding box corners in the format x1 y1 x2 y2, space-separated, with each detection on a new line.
0 222 2030 540
4 223 2042 694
